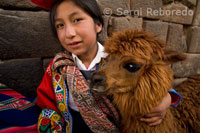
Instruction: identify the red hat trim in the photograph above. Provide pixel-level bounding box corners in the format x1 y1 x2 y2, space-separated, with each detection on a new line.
30 0 57 10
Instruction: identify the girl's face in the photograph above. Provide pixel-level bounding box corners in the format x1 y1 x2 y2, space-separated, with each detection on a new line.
54 0 102 58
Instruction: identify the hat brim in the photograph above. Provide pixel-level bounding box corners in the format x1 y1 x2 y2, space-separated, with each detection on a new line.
30 0 56 10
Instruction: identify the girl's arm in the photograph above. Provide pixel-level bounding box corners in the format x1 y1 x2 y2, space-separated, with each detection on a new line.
140 89 181 126
37 60 61 113
37 60 65 132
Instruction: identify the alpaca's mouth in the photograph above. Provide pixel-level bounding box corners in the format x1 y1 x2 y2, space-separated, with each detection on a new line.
90 84 107 95
90 72 108 95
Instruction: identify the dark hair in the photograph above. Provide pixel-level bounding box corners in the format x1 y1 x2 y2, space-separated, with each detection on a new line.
50 0 104 38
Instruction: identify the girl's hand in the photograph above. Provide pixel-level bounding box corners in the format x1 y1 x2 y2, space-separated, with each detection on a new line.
140 93 171 126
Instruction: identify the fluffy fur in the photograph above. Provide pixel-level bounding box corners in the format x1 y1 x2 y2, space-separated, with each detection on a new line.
90 30 200 133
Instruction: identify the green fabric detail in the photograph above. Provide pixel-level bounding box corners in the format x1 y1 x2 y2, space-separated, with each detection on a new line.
0 84 8 89
0 85 7 89
40 123 51 133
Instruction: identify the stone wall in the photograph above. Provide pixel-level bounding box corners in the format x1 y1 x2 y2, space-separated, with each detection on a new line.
0 0 199 97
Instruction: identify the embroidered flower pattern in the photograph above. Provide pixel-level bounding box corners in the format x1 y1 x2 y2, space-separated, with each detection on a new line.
55 124 62 131
59 103 65 112
52 114 60 122
56 93 63 101
41 118 50 126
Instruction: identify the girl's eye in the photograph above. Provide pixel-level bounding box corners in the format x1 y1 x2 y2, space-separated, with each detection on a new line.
123 62 141 73
73 18 83 23
56 24 64 29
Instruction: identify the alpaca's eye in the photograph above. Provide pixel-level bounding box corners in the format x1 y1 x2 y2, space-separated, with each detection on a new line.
123 63 141 72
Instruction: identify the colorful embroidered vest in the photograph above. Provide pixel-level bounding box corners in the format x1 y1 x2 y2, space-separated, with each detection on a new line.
38 52 120 133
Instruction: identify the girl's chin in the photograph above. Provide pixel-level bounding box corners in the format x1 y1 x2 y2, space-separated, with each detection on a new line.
65 46 82 54
70 50 84 56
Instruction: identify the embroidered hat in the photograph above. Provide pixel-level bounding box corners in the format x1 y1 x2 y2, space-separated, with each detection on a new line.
30 0 57 10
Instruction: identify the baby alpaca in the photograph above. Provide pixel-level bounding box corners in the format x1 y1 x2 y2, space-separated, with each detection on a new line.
90 30 200 133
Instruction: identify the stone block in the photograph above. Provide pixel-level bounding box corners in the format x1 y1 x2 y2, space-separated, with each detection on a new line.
160 3 194 25
172 53 200 78
187 0 197 6
0 58 44 97
198 63 200 74
143 20 168 42
184 0 197 7
163 0 174 4
130 0 163 18
187 27 200 53
97 16 110 44
97 0 129 16
162 0 196 6
0 0 40 10
166 23 187 52
0 9 62 60
193 0 200 26
43 58 52 71
109 16 143 35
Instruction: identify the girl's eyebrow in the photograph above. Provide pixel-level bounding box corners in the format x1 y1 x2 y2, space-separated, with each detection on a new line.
55 11 82 22
69 11 81 18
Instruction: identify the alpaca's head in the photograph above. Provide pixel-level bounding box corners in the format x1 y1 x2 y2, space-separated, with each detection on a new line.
90 30 186 113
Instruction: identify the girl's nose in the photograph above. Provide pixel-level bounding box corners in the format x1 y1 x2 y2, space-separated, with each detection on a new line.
65 25 76 38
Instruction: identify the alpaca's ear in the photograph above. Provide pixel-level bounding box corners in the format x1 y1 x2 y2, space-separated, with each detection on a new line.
163 50 186 64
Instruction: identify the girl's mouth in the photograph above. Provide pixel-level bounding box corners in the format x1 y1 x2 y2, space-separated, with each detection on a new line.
68 41 82 48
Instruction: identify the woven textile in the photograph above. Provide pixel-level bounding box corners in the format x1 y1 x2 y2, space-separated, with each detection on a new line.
0 83 40 132
38 51 120 132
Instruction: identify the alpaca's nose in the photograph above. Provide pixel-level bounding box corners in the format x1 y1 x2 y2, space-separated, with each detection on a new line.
91 73 106 85
90 73 107 94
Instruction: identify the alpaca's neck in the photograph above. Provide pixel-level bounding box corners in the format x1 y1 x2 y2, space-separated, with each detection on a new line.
113 93 176 132
113 93 148 119
112 93 147 131
113 91 164 117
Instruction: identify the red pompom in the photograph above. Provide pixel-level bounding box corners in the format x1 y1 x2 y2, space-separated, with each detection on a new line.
30 0 57 10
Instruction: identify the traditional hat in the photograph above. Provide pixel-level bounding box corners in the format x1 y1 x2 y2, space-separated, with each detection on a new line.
30 0 57 10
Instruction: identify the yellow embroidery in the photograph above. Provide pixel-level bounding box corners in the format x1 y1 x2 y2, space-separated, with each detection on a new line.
58 103 66 112
51 114 60 122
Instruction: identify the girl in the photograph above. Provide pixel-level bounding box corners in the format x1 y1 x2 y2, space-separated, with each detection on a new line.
30 0 181 132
